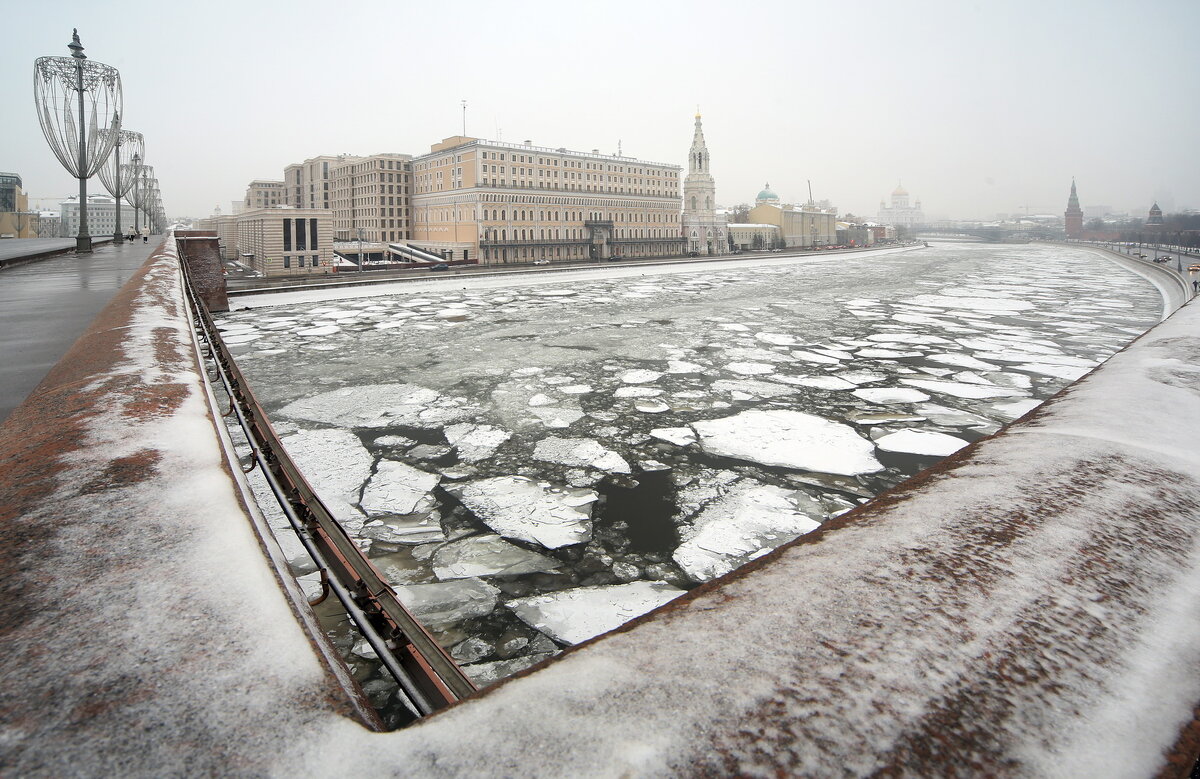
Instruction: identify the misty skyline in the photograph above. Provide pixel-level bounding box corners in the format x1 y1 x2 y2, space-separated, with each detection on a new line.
4 0 1197 221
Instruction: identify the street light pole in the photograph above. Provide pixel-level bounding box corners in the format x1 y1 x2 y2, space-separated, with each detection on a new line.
131 158 140 236
70 32 89 252
34 29 121 254
110 112 121 240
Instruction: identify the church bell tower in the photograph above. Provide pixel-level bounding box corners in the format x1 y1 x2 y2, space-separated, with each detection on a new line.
682 111 725 255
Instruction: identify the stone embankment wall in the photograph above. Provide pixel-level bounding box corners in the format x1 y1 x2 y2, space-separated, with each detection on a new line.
1 236 1198 776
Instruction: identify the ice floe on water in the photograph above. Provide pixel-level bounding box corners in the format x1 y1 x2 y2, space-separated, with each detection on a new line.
448 476 597 549
432 534 560 580
694 410 883 476
280 429 372 528
506 581 685 645
360 460 439 517
443 423 511 463
651 427 697 446
278 383 476 429
899 379 1025 400
393 579 501 630
673 482 823 582
874 429 970 457
219 241 1164 703
533 437 631 474
853 387 930 404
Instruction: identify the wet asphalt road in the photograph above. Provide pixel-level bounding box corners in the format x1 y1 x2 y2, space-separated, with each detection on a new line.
0 239 158 424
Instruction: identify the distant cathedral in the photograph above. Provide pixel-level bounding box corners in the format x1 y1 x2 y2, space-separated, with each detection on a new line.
681 111 727 255
1148 202 1164 225
1064 179 1083 238
877 183 924 227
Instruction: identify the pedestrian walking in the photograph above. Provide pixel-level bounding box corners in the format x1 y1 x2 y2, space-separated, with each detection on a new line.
142 235 148 243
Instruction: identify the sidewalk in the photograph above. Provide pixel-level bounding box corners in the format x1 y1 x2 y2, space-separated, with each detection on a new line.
0 237 160 423
0 236 115 268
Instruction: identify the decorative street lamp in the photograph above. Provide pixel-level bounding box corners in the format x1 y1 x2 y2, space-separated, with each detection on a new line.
98 120 142 241
35 29 122 254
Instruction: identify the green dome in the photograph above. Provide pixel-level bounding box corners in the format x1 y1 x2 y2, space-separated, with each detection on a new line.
756 184 779 202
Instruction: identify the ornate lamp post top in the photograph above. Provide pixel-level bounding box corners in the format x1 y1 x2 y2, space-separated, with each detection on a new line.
35 29 122 253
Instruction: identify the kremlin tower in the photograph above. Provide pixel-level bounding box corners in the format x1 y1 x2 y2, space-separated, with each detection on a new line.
1064 179 1083 238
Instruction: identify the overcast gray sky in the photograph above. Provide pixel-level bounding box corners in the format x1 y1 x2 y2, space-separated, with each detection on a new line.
5 0 1197 221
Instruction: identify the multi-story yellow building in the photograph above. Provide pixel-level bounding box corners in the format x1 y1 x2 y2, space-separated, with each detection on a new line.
330 153 411 245
235 207 334 276
409 136 683 264
0 173 37 239
748 185 838 248
243 180 285 210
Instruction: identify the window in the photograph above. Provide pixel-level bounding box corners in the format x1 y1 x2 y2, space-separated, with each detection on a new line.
312 254 319 267
310 218 318 249
283 219 292 251
296 218 307 250
283 256 291 268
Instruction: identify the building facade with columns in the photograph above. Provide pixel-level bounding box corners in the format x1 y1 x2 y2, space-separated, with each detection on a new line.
681 113 728 255
877 183 924 227
408 136 683 264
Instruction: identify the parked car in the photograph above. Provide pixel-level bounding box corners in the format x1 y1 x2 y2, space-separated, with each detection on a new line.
430 263 449 271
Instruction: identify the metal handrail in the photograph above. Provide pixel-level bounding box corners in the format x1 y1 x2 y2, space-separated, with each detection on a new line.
178 251 477 720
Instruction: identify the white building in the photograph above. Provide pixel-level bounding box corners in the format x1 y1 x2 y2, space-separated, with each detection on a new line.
877 183 925 228
60 195 139 237
681 112 728 255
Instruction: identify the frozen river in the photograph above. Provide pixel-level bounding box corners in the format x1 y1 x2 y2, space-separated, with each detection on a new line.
216 242 1160 716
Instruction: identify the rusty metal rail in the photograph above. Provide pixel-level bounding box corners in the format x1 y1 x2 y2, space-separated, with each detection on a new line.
179 258 477 721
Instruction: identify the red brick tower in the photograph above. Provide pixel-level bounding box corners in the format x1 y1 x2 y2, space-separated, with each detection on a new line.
1065 178 1083 238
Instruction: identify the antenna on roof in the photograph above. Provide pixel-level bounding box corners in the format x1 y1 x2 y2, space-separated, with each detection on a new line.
618 139 622 157
807 179 814 205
